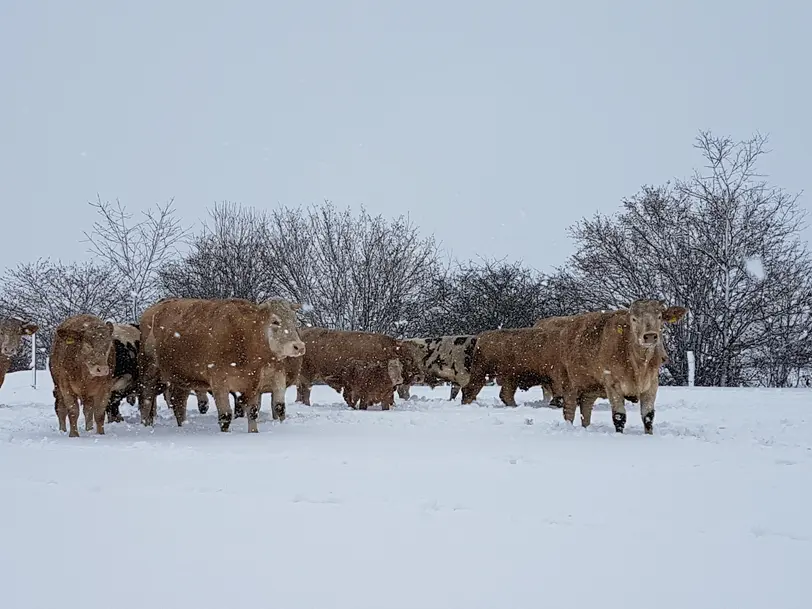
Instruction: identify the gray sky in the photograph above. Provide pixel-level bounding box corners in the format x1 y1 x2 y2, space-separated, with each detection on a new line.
2 0 810 273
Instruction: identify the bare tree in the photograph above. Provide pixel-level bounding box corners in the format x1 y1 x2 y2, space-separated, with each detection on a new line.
160 200 445 337
84 196 188 321
416 258 570 336
159 201 277 301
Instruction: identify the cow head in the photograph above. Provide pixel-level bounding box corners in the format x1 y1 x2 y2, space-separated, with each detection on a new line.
395 340 425 384
627 299 688 350
387 358 404 388
0 318 38 358
57 320 115 377
259 298 306 358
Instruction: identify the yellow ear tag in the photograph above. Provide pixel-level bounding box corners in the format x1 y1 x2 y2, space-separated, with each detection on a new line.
669 317 678 323
65 338 75 344
617 326 623 334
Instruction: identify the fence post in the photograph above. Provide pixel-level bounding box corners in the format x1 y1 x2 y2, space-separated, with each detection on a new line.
30 332 37 389
686 350 695 388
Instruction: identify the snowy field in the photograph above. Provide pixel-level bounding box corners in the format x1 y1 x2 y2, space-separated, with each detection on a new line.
1 370 810 609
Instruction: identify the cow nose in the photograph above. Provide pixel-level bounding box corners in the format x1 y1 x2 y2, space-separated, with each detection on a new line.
89 364 110 377
292 341 305 355
643 332 658 343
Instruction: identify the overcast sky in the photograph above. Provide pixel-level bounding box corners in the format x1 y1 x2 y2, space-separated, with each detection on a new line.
2 0 810 273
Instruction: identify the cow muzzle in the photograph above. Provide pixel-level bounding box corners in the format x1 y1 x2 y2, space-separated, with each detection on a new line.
640 332 659 347
285 340 306 357
0 346 15 357
87 364 110 377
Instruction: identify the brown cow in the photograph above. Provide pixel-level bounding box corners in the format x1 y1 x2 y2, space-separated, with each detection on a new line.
49 315 116 437
0 317 38 390
461 325 567 407
295 327 423 406
553 299 686 434
341 358 404 410
138 297 305 433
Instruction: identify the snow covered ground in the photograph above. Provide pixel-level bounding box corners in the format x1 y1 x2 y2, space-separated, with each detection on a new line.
1 370 810 609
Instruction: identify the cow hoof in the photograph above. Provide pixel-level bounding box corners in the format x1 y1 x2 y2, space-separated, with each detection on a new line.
234 406 245 418
613 412 626 433
198 403 209 414
643 411 654 435
69 431 79 438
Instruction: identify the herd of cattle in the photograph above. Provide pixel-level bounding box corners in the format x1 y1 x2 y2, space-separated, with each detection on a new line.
0 296 687 437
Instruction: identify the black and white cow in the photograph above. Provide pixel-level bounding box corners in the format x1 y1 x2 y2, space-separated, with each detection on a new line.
104 323 141 422
397 335 478 400
105 323 211 422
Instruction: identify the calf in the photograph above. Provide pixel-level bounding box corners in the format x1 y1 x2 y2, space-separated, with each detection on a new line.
0 317 38 390
49 315 116 437
555 299 686 434
138 297 305 433
342 358 404 410
296 327 423 406
396 335 477 401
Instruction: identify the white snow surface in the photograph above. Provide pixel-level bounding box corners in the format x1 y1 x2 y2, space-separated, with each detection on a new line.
1 371 810 609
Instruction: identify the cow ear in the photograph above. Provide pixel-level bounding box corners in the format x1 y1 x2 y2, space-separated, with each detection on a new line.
21 322 38 335
105 321 115 335
291 302 303 311
663 306 687 323
56 328 81 344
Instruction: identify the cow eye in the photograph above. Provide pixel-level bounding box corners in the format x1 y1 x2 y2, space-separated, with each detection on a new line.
271 319 281 327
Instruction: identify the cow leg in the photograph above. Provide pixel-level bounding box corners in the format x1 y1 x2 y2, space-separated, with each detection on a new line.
640 387 658 435
126 394 137 406
381 391 395 411
607 391 627 433
461 374 486 405
137 378 159 428
579 393 599 428
55 388 68 434
541 384 553 405
107 395 123 423
233 391 245 418
211 388 233 432
296 378 312 406
561 389 578 424
342 387 356 409
498 378 518 407
167 386 189 426
82 400 94 431
64 393 81 438
268 370 287 422
242 392 262 433
195 390 209 414
93 393 110 435
449 383 461 401
397 384 410 400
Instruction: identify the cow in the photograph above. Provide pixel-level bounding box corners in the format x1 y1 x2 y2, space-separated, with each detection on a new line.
104 322 140 423
295 327 423 407
396 335 478 401
0 317 38 391
137 297 305 433
341 358 404 410
461 325 567 408
551 299 687 434
49 314 117 437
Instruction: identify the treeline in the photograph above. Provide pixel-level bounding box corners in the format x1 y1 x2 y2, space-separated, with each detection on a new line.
2 130 810 388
